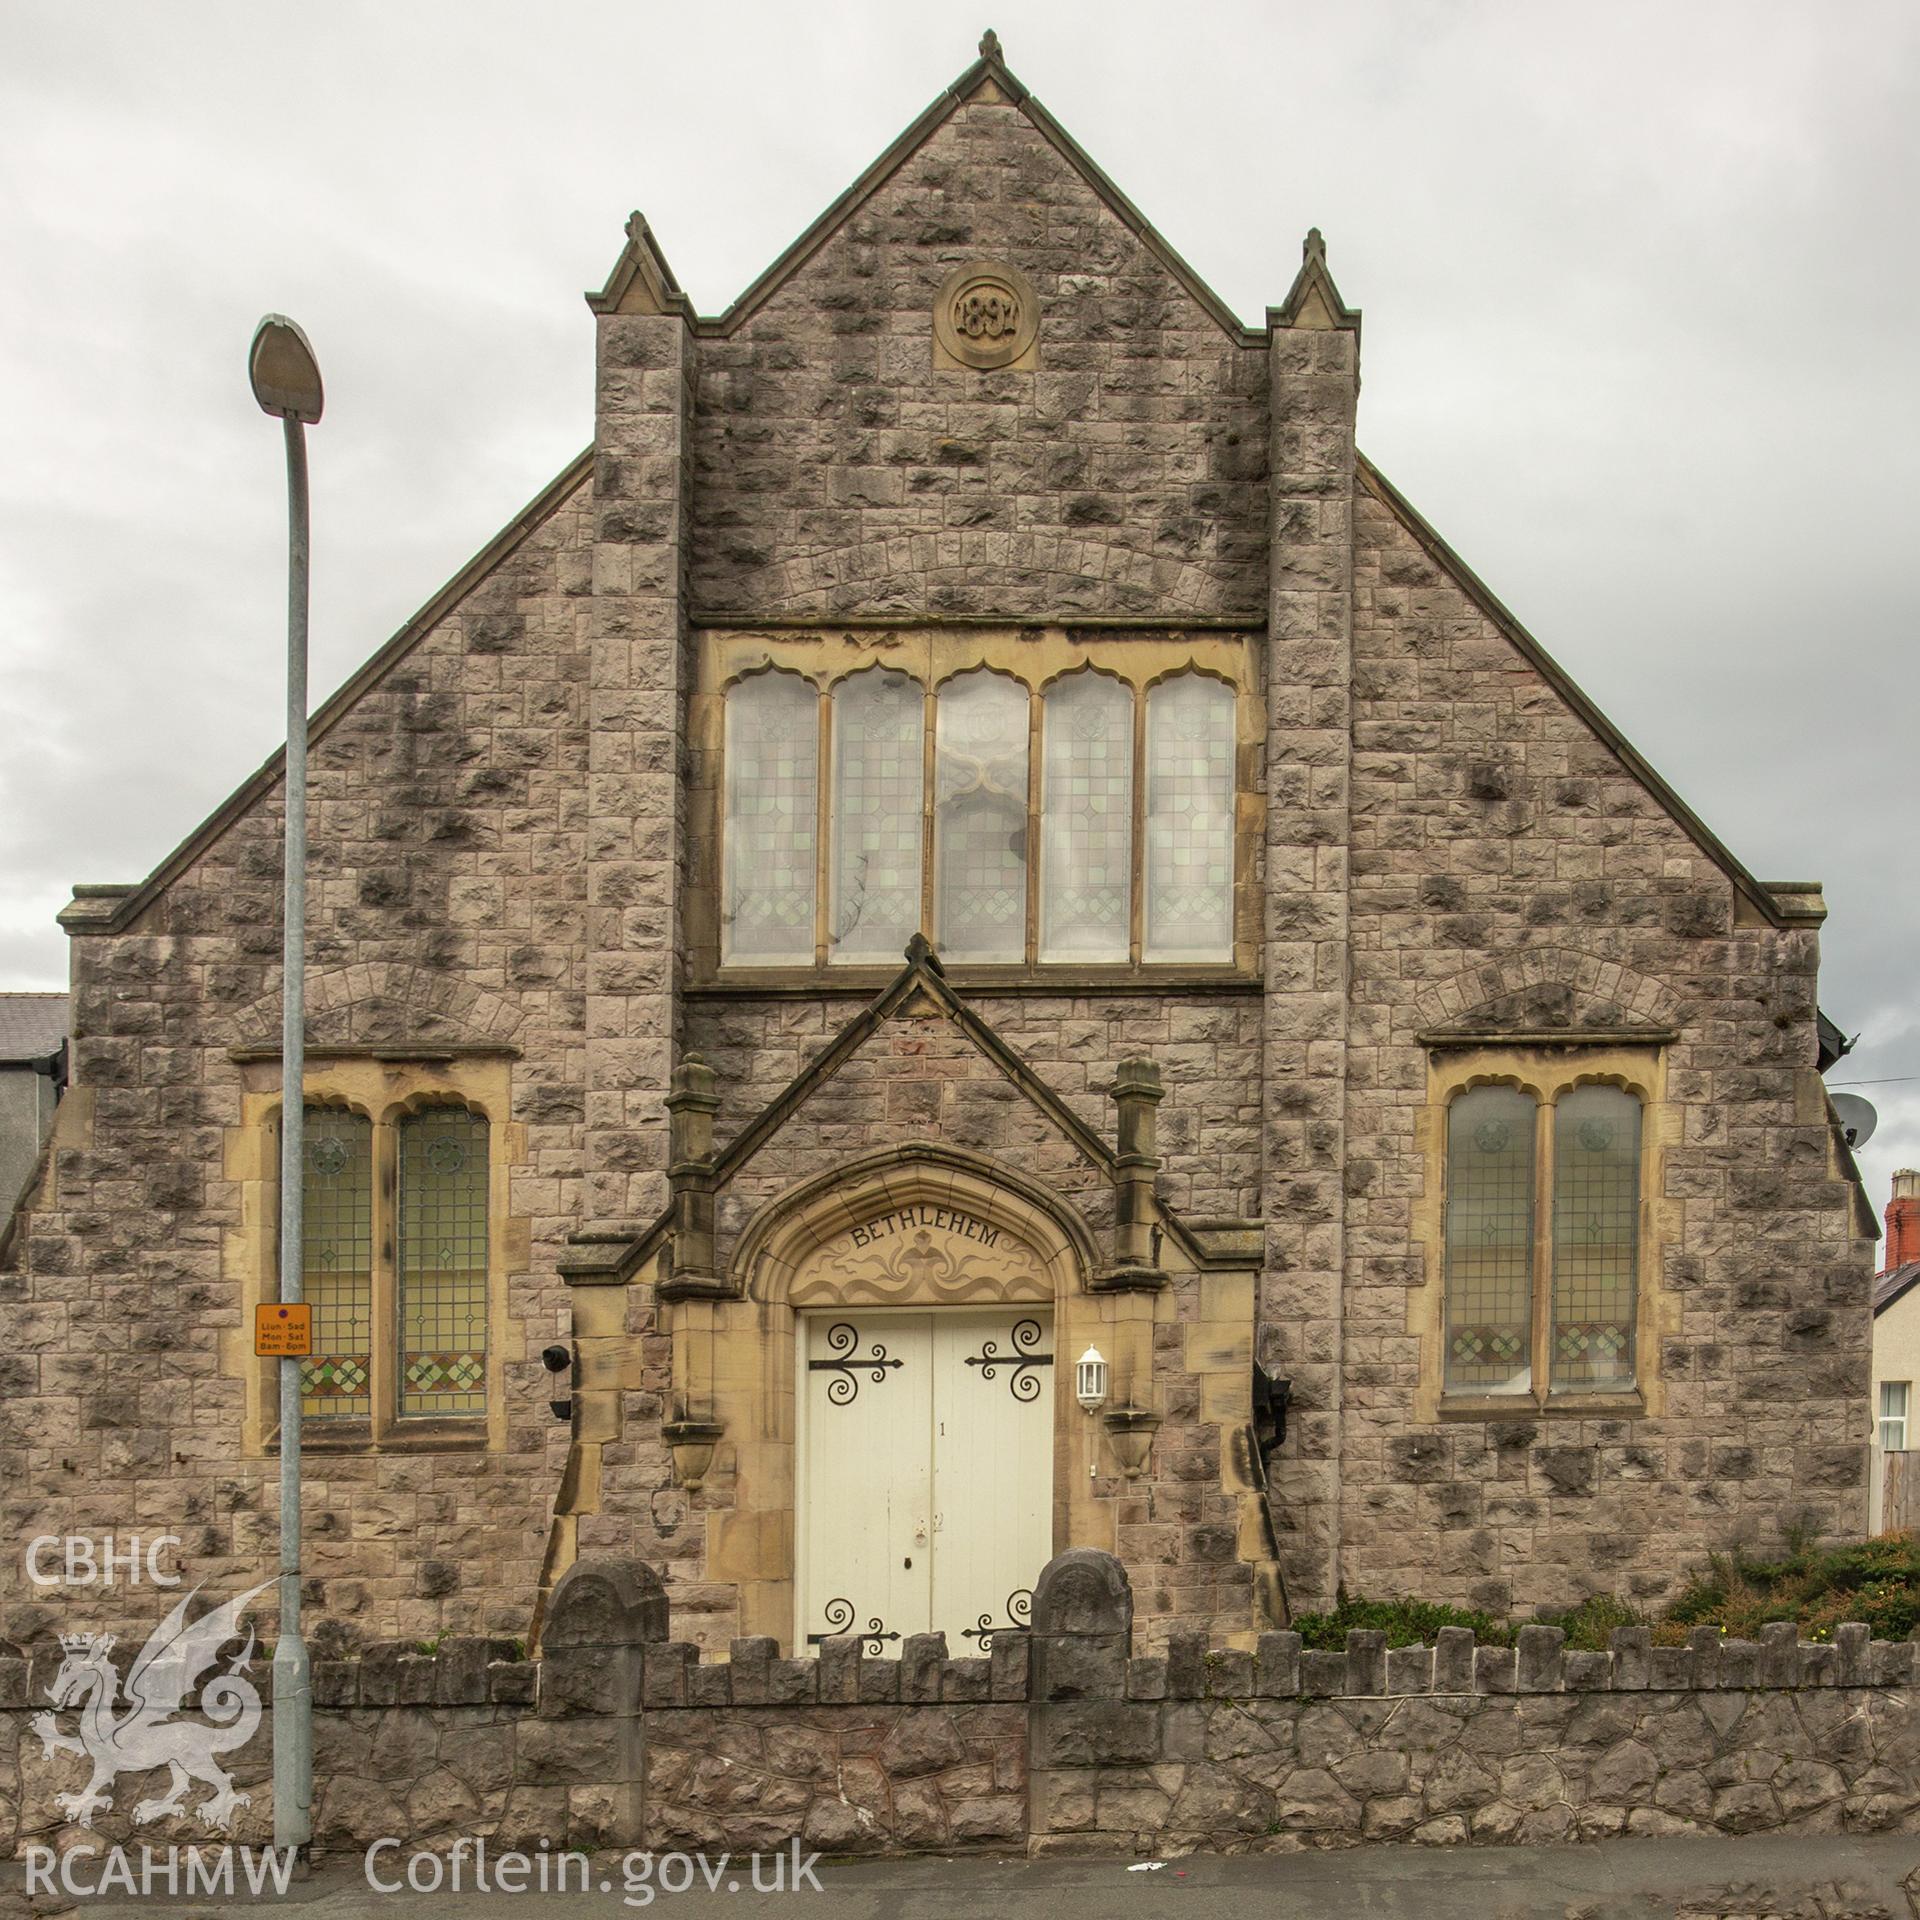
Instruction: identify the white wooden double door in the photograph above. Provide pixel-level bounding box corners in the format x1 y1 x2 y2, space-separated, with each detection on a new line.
799 1308 1053 1652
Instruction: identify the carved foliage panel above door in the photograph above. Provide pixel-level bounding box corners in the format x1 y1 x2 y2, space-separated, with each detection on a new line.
789 1201 1051 1307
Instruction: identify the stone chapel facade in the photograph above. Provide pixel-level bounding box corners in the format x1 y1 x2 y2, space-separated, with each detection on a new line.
1 38 1877 1658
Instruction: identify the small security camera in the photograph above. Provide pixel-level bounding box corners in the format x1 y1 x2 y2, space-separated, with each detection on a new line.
541 1344 571 1373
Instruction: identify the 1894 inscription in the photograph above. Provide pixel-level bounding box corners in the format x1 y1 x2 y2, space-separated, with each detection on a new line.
847 1206 1000 1251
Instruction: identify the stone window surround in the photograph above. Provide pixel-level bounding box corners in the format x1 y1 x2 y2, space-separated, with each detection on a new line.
225 1052 528 1457
1407 1043 1678 1423
686 626 1264 987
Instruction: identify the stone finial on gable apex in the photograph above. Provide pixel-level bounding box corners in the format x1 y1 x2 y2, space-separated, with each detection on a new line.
1270 224 1361 339
979 28 1001 59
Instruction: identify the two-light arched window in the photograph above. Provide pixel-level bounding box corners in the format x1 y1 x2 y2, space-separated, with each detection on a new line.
285 1104 490 1423
1443 1081 1642 1398
722 666 1237 967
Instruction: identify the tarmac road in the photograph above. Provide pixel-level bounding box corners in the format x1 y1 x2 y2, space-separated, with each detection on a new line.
9 1829 1920 1919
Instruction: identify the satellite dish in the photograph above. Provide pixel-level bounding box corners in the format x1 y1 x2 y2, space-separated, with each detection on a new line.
1832 1092 1878 1150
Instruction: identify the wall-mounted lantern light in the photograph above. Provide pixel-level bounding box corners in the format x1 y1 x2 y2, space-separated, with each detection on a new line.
1075 1347 1109 1414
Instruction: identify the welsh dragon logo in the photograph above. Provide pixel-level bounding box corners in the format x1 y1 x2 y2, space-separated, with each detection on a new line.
32 1581 269 1831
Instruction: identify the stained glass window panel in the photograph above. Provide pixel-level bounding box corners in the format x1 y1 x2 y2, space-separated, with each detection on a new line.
293 1107 372 1418
1040 672 1133 962
1445 1086 1536 1394
397 1108 489 1417
1144 673 1234 962
723 670 820 965
935 670 1029 963
830 669 924 963
1550 1085 1640 1391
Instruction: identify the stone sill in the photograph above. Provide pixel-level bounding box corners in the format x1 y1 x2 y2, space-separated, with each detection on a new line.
690 967 1262 999
267 1418 491 1456
1439 1392 1645 1421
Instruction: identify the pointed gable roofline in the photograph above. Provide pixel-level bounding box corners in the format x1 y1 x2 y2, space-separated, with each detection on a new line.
1356 455 1794 931
587 31 1265 347
559 936 1233 1288
60 447 594 940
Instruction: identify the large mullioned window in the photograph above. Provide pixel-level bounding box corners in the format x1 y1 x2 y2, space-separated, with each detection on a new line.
1443 1081 1643 1399
720 666 1238 968
283 1103 490 1425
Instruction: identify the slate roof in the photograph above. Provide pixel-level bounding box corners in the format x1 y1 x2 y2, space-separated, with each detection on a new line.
1875 1262 1920 1317
0 994 67 1065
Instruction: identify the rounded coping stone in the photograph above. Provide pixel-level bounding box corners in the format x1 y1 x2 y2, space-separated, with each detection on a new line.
1030 1548 1134 1641
544 1557 669 1650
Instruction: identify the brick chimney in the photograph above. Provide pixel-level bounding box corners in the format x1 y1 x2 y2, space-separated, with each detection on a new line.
1885 1170 1920 1275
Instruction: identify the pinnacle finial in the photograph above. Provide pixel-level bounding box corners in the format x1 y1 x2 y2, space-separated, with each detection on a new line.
1304 227 1326 262
979 28 1001 59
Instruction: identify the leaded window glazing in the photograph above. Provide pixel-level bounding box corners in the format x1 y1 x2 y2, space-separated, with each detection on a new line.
1550 1084 1640 1391
723 670 819 965
1040 672 1134 963
1444 1086 1536 1394
1144 673 1234 962
296 1107 373 1417
397 1108 489 1418
935 671 1029 963
830 669 925 963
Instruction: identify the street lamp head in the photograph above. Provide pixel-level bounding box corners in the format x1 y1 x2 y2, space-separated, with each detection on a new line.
248 315 323 424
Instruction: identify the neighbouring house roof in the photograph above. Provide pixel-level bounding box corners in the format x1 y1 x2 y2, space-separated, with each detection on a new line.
1876 1262 1920 1317
0 993 67 1065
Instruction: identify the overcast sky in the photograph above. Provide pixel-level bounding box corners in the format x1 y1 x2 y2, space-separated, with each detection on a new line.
2 0 1914 1225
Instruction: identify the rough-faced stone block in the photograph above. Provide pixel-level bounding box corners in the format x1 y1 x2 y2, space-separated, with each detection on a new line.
1299 1651 1346 1697
1515 1625 1565 1694
1433 1627 1476 1695
901 1633 946 1703
1343 1630 1387 1696
1609 1627 1652 1690
941 1657 991 1702
1206 1647 1254 1699
1037 1634 1125 1702
1165 1629 1208 1699
1032 1701 1162 1768
1757 1622 1801 1689
642 1641 695 1708
817 1636 859 1704
688 1662 731 1708
1564 1651 1612 1692
1126 1656 1168 1701
1256 1631 1301 1697
857 1654 900 1703
1833 1622 1870 1687
1385 1644 1432 1695
489 1660 538 1706
1872 1639 1914 1687
988 1630 1030 1702
728 1636 777 1704
1473 1645 1516 1694
768 1657 818 1705
1648 1647 1693 1690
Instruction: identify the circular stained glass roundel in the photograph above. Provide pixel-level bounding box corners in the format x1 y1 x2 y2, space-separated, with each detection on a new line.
426 1137 467 1176
308 1136 349 1177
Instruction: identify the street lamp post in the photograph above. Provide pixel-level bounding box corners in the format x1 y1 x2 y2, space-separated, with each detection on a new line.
248 314 323 1856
